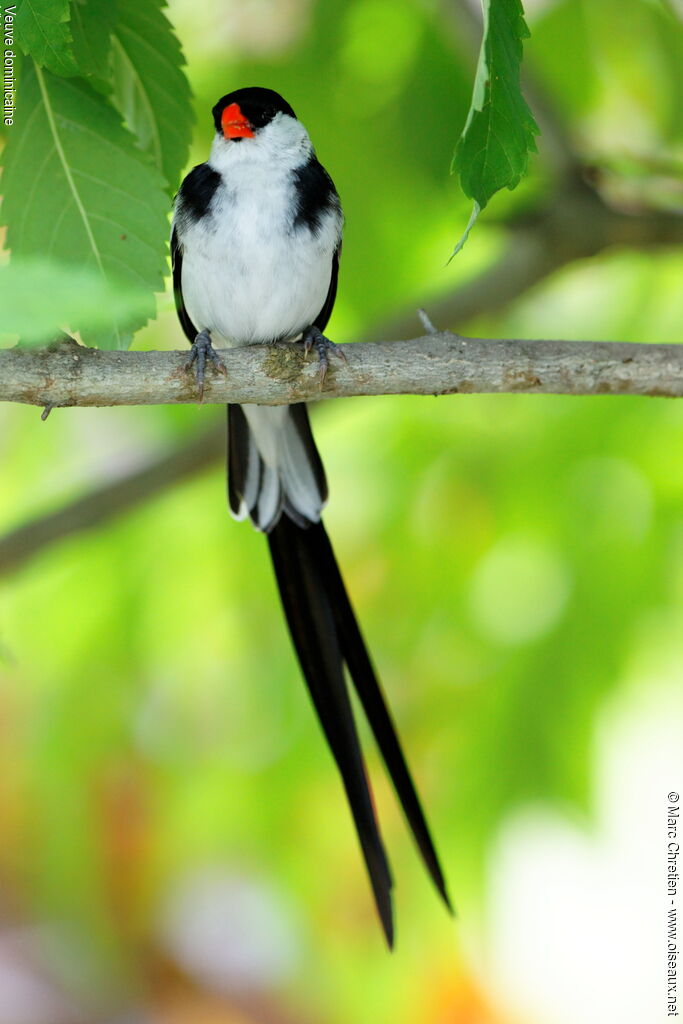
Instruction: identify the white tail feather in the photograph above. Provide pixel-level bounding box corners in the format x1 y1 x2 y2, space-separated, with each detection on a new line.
236 404 326 531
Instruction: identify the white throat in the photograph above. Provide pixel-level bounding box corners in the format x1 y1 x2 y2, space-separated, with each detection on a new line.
208 112 313 176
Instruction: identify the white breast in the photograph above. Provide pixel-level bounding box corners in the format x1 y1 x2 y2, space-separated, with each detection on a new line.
176 128 341 348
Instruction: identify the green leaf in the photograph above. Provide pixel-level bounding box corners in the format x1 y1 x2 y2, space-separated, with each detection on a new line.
69 0 118 86
14 0 78 77
110 0 193 192
0 257 151 346
451 0 539 252
1 61 170 349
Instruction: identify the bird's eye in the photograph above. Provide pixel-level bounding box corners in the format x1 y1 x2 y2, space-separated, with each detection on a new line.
265 106 276 119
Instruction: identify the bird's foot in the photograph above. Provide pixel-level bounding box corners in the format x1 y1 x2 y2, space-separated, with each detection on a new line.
302 325 347 384
184 329 227 401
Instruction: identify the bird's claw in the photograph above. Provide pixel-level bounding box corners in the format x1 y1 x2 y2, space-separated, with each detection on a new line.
184 329 227 401
301 325 347 384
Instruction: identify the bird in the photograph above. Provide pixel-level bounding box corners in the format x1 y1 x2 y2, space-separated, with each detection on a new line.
170 86 452 946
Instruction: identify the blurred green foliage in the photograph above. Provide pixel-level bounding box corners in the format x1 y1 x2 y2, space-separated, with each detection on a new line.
1 1 683 1022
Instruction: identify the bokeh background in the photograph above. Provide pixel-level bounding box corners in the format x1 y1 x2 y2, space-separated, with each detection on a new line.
2 1 683 1021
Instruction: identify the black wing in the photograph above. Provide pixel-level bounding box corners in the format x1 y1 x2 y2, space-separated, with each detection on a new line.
314 245 341 335
171 224 197 345
171 163 222 345
291 155 342 336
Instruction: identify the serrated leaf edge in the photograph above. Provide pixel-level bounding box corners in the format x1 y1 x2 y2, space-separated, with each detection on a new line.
20 0 77 75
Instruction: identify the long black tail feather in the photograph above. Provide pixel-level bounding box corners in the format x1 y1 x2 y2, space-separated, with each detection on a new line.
304 522 453 914
268 516 395 946
268 516 452 943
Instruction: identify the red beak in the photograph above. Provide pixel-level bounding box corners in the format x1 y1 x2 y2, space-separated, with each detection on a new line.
221 102 255 139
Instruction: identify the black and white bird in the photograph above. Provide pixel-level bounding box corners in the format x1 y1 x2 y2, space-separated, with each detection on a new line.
171 86 451 946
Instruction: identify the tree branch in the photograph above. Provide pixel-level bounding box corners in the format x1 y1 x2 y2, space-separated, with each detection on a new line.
4 8 681 577
3 167 682 576
2 333 683 409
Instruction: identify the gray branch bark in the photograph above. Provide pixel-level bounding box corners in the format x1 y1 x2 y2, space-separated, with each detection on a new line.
2 334 683 408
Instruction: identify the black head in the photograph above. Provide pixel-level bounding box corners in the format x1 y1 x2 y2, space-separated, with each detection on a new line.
212 87 297 140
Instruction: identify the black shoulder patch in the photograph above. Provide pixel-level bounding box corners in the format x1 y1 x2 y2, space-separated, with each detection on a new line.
292 157 339 233
177 163 222 222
